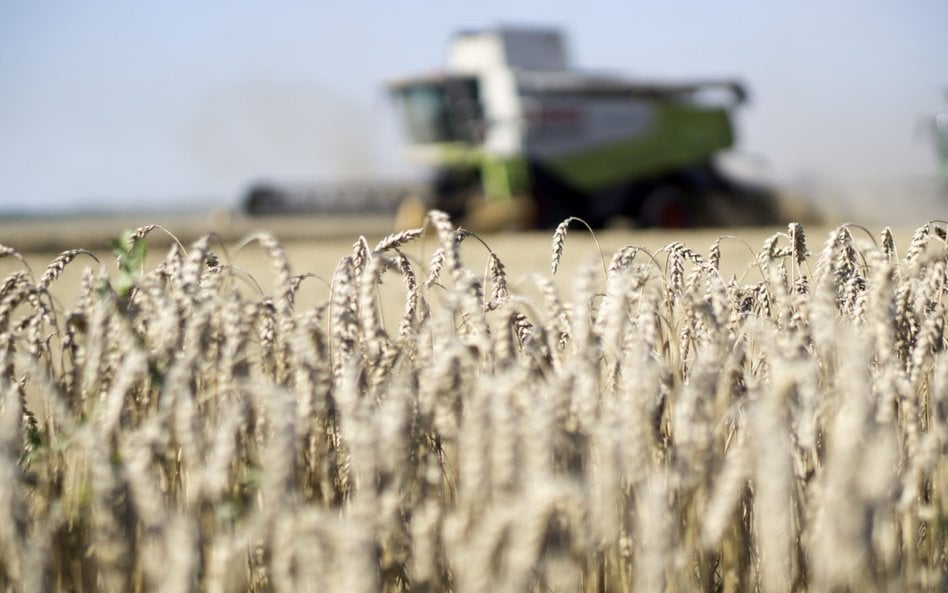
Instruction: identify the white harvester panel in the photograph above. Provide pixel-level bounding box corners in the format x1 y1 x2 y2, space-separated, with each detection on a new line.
523 96 656 158
445 28 569 157
447 27 567 74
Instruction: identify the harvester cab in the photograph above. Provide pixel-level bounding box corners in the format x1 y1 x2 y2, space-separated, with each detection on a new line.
388 26 777 229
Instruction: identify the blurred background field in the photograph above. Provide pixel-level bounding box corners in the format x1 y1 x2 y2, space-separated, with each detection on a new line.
1 1 946 227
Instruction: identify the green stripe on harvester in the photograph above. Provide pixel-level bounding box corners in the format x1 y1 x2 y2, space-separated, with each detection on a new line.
435 143 484 168
546 105 735 192
433 143 530 201
481 157 529 201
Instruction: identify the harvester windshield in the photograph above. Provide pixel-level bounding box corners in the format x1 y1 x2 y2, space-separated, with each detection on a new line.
391 77 483 145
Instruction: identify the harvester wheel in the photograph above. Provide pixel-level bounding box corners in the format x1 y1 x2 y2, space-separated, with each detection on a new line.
640 187 691 228
394 195 429 230
462 196 536 232
244 184 285 216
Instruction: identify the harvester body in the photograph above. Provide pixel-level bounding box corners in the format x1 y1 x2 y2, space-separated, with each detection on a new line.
389 26 773 227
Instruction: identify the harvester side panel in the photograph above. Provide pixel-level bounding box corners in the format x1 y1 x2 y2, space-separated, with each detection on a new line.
536 103 736 193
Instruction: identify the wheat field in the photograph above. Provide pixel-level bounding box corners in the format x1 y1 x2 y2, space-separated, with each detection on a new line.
0 213 945 592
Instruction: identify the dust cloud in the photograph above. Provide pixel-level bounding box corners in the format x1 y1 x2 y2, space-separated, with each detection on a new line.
186 79 398 188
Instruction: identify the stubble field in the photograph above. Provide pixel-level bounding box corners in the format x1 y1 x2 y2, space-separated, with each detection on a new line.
0 213 945 592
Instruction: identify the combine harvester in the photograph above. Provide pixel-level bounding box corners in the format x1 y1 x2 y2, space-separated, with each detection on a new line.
247 26 784 229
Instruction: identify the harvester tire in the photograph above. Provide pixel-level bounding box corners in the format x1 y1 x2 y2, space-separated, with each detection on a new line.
244 185 285 216
462 196 536 232
640 187 691 228
394 195 429 230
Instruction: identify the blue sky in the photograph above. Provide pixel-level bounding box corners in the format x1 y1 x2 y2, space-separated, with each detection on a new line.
1 1 946 216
